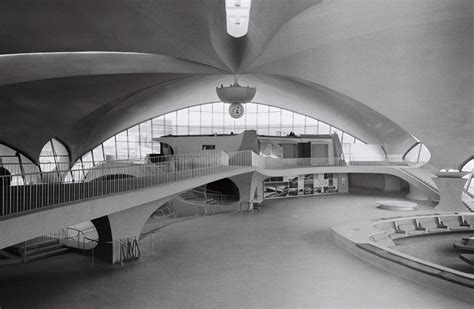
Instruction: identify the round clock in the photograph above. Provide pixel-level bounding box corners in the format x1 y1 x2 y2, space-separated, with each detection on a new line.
229 103 245 119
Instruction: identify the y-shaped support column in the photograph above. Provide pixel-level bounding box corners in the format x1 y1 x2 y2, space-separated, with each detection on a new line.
92 196 174 264
230 172 265 212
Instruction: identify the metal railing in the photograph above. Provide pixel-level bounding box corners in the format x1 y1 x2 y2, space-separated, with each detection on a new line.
0 151 252 217
255 156 347 169
62 226 99 250
396 166 439 193
179 187 239 206
250 152 413 170
0 149 427 218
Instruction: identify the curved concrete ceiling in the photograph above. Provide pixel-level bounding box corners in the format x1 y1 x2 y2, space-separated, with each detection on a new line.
0 74 417 162
0 73 193 160
0 0 231 71
242 0 473 168
0 0 472 168
0 52 225 86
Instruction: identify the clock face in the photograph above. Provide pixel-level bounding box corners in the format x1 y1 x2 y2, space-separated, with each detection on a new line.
229 103 245 119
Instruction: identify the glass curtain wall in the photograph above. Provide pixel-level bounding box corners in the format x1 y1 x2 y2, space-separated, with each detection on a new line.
0 144 40 185
39 138 71 182
72 102 365 179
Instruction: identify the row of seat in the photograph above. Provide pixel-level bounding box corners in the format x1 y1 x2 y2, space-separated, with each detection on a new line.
369 214 474 247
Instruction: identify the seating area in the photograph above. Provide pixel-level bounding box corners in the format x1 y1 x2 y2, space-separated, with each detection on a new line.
372 214 474 246
453 235 474 251
460 254 474 266
364 214 474 280
344 213 473 299
356 243 474 290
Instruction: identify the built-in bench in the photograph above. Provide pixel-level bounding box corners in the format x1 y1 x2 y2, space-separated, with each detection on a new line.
439 215 471 231
453 235 474 251
332 212 474 302
415 217 448 233
459 254 474 266
372 214 474 245
369 231 395 247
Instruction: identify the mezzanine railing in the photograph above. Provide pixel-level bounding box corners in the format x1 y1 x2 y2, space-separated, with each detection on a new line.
0 151 253 217
0 150 424 218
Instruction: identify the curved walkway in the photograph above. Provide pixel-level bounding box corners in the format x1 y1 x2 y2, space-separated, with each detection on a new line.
0 151 440 249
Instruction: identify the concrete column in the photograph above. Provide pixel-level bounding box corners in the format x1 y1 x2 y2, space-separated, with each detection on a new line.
230 172 265 212
92 196 174 264
432 176 467 212
406 183 429 202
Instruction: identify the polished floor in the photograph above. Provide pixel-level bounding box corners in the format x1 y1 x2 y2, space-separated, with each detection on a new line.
0 193 472 308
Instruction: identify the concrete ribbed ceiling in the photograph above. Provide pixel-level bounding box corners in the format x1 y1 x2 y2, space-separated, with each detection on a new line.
0 0 472 168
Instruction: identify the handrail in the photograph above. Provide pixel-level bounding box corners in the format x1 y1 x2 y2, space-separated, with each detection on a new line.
1 150 432 218
179 187 239 206
1 151 424 182
395 167 439 194
62 226 98 250
0 150 247 217
1 151 231 179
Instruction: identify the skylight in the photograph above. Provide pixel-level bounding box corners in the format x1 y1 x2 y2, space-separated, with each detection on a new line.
225 0 251 38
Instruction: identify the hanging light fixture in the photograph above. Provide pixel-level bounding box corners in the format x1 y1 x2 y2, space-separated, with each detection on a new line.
216 76 257 119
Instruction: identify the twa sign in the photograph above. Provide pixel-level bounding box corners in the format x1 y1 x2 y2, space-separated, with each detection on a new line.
201 145 216 150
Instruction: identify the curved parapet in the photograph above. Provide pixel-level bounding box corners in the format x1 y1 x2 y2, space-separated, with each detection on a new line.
330 213 474 302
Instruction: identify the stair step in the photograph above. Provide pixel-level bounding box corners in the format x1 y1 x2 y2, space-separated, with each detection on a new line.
0 249 18 259
25 239 59 250
0 257 21 266
26 247 69 262
26 243 65 256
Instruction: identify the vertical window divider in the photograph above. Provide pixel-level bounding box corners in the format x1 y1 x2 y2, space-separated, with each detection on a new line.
50 141 62 181
126 129 130 159
16 151 26 183
138 125 142 159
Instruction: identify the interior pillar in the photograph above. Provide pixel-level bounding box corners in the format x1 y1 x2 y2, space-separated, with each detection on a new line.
91 196 174 264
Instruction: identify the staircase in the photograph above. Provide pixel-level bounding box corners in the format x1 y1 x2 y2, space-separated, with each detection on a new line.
398 167 439 193
8 238 69 263
0 249 21 265
179 186 238 206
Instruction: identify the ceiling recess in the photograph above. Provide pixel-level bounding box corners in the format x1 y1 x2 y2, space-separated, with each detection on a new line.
225 0 251 38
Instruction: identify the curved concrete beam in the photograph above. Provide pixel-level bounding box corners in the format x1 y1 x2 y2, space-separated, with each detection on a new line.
0 52 225 86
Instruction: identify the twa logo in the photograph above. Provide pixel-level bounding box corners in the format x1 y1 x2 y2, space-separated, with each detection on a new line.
201 145 216 150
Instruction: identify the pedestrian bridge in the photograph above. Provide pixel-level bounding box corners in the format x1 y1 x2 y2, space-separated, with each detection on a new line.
0 150 443 262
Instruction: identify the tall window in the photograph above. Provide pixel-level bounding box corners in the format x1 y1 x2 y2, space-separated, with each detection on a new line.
0 144 39 185
39 138 70 182
461 157 474 173
74 102 366 168
403 142 431 163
